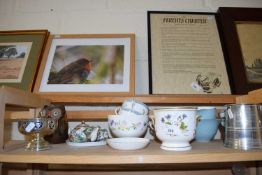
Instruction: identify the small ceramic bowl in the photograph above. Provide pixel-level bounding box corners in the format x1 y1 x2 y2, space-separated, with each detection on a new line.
107 138 150 150
108 114 148 138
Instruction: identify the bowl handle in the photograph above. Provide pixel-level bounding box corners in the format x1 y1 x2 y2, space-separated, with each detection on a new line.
219 111 225 127
115 107 121 115
148 115 155 131
196 115 201 125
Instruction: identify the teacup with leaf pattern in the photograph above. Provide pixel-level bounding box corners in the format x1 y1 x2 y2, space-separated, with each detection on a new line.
108 114 148 138
151 107 198 151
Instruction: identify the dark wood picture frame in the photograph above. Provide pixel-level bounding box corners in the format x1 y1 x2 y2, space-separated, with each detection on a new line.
0 30 49 92
217 7 262 94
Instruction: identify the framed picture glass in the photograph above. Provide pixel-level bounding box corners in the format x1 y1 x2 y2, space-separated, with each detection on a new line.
148 11 231 94
0 30 49 91
217 7 262 94
34 34 135 96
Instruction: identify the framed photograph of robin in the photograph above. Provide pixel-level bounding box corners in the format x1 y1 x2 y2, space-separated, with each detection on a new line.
34 34 135 97
0 30 49 92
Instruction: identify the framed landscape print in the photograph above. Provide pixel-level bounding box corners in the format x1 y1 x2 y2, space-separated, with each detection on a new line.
34 34 135 96
148 11 231 94
217 7 262 94
0 30 49 91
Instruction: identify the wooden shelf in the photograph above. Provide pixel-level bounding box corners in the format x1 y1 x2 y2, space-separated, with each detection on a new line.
3 88 238 120
1 86 262 168
236 88 262 104
40 94 237 105
1 140 262 165
0 86 47 108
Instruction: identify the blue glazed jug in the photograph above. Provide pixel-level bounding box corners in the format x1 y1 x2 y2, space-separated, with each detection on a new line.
195 118 219 142
195 107 219 142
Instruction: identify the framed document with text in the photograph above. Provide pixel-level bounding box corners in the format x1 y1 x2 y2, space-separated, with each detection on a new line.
148 11 231 94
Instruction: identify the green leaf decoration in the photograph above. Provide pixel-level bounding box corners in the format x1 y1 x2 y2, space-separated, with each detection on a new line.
180 122 188 130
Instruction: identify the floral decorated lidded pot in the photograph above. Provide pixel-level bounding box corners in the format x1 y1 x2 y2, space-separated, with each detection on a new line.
68 121 108 143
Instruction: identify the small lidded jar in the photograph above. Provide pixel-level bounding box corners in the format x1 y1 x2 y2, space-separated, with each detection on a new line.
69 121 108 143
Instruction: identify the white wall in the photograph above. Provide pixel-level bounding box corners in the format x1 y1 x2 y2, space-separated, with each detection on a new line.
1 0 262 94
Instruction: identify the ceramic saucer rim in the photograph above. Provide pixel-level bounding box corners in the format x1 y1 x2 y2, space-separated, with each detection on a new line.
66 140 106 147
106 138 150 150
107 137 150 143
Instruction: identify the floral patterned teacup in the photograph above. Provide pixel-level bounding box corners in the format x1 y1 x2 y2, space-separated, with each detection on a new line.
108 114 148 138
151 107 199 151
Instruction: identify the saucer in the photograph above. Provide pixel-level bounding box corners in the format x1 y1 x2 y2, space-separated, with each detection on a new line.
107 138 150 150
66 140 106 147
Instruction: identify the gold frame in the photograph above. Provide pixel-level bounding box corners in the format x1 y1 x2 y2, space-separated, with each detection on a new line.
33 34 135 97
0 30 49 92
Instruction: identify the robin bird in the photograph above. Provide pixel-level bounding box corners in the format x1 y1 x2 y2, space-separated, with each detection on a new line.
48 58 95 84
